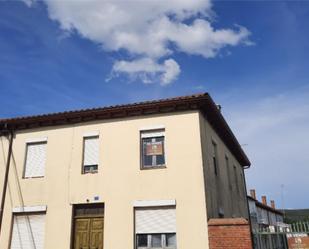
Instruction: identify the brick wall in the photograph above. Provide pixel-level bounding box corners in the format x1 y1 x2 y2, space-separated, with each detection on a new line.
208 218 253 249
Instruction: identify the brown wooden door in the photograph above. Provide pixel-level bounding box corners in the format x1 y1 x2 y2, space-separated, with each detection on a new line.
74 217 104 249
74 218 91 249
89 218 104 249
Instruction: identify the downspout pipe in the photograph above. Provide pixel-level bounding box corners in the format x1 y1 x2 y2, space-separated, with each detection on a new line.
0 128 14 236
242 166 255 249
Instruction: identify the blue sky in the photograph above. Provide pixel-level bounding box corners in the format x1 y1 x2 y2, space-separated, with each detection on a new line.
1 1 309 208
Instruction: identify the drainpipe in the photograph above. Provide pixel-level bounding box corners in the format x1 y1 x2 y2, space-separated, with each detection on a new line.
0 129 14 236
242 166 255 249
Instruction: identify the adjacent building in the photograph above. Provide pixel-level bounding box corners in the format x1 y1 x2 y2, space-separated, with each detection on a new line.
248 190 288 249
0 93 251 249
248 189 284 230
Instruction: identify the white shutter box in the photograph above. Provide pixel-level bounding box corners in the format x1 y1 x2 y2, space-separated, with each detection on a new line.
135 207 176 234
13 205 47 213
24 142 47 178
10 213 46 249
84 136 99 166
133 200 176 207
141 130 165 138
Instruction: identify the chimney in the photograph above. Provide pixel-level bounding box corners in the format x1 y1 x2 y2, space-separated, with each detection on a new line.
250 189 256 199
261 196 267 205
270 200 275 209
216 104 222 112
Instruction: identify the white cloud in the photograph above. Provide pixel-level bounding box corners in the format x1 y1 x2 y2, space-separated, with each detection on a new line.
112 58 180 85
23 0 251 84
22 0 33 7
161 59 181 85
223 87 309 208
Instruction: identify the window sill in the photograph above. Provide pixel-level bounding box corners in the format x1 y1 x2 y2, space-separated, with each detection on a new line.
141 165 167 170
82 171 98 175
23 176 44 179
137 247 176 249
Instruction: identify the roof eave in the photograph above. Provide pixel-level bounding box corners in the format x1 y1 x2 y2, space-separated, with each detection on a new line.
0 93 251 167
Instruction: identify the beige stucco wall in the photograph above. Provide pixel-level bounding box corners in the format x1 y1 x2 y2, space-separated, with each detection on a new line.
199 112 248 219
0 111 210 249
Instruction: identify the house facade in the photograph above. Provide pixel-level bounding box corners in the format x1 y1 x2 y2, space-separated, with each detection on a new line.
0 93 251 249
248 190 284 231
248 190 287 249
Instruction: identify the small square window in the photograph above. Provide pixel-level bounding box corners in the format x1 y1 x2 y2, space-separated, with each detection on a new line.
137 234 148 247
83 165 98 174
166 233 176 247
151 234 162 247
141 130 165 169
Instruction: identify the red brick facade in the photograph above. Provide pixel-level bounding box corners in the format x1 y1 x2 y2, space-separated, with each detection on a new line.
208 218 253 249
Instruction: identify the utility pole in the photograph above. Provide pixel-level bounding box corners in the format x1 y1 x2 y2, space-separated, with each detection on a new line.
281 184 286 220
0 130 14 236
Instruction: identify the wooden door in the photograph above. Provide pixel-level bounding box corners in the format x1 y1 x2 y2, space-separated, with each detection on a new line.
74 217 104 249
74 218 91 249
89 218 104 249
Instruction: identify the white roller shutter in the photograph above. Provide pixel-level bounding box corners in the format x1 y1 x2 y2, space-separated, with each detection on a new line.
141 130 165 138
83 136 99 166
135 207 176 234
10 213 46 249
24 142 47 178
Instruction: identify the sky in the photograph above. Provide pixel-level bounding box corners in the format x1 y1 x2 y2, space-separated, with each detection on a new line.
0 0 309 208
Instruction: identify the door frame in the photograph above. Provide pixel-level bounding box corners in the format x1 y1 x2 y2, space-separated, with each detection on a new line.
70 203 104 249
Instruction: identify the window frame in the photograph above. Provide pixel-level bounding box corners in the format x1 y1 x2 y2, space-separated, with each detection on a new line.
23 140 47 179
9 211 46 249
233 164 240 195
225 155 232 191
239 170 246 197
82 135 99 174
211 140 218 176
140 129 166 170
136 233 177 249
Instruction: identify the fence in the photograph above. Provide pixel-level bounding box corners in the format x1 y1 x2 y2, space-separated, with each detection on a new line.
253 222 309 249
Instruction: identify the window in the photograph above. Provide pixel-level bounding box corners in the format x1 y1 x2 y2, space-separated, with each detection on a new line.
239 171 246 196
137 234 148 247
135 207 176 249
166 234 176 246
74 204 104 217
141 130 165 169
136 234 177 248
82 136 99 174
24 141 47 178
151 234 162 247
225 156 232 191
233 165 240 194
10 213 46 249
211 141 218 175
